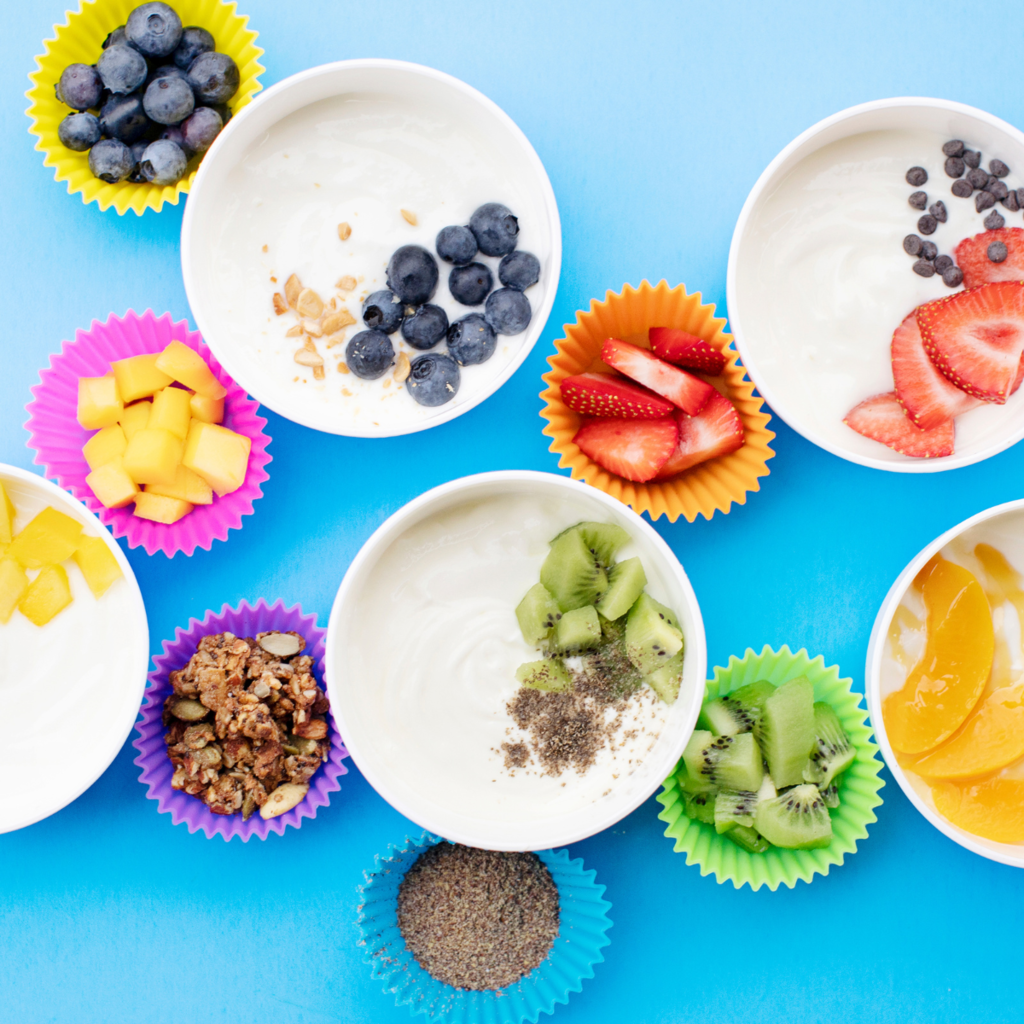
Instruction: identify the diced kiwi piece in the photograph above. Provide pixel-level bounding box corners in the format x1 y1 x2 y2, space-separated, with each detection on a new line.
683 729 763 792
821 781 840 808
553 605 602 652
755 675 815 788
596 556 647 621
625 593 683 675
754 783 832 849
515 582 562 646
554 520 630 569
677 760 718 796
645 651 683 704
699 679 776 736
683 791 716 825
714 789 758 833
726 824 771 853
540 528 608 612
516 659 572 691
803 701 855 790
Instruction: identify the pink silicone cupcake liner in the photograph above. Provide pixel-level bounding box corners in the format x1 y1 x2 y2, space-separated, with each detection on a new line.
24 308 271 557
132 599 348 841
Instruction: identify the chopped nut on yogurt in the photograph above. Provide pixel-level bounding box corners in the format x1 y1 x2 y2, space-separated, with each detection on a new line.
401 209 418 226
337 222 352 241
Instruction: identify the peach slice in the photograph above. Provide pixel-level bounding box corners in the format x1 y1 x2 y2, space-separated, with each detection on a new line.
932 776 1024 843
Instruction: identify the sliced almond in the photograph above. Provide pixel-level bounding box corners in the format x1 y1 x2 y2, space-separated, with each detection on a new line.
383 378 391 389
326 297 337 312
323 309 357 334
258 631 303 658
260 782 309 819
296 288 324 319
285 324 303 337
337 221 352 241
337 361 350 373
325 331 348 349
401 209 417 226
341 386 353 396
272 292 288 315
294 347 324 368
313 364 325 380
262 244 268 253
302 319 324 337
335 275 357 292
284 273 303 307
394 350 411 383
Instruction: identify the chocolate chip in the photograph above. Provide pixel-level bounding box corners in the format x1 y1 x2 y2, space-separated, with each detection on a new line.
976 190 996 212
942 266 964 288
991 159 1010 178
967 167 990 189
988 241 1008 262
964 149 981 169
920 240 938 261
1017 187 1024 209
917 214 937 235
929 201 948 223
908 190 927 210
906 166 928 186
913 259 936 277
943 139 965 157
944 156 965 178
934 254 954 273
951 178 973 198
989 179 1010 201
985 210 1006 230
903 234 924 256
1002 190 1020 212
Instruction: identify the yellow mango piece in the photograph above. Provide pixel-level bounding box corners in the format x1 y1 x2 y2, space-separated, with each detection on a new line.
0 557 29 623
145 465 213 505
118 400 152 442
189 393 224 424
155 341 227 400
122 428 182 486
133 492 193 524
7 506 83 568
112 353 174 403
86 459 140 509
82 424 128 471
19 564 73 626
77 376 123 430
932 776 1024 843
72 535 122 598
0 481 15 544
149 386 194 439
182 420 251 496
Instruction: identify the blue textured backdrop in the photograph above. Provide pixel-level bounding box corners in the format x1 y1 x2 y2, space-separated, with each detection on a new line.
3 2 1023 1022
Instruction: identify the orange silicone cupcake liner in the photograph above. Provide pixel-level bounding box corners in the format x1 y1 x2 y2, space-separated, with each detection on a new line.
540 280 775 522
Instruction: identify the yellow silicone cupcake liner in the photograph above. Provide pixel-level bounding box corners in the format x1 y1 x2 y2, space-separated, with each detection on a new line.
26 0 264 215
540 280 775 522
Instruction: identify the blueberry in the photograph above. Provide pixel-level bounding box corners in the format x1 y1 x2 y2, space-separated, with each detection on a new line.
345 329 394 379
448 262 493 305
446 313 497 365
143 76 194 124
407 353 460 406
401 304 449 350
55 64 103 111
58 112 101 152
99 92 150 143
148 63 190 84
102 25 126 49
179 106 222 154
88 138 134 183
908 190 927 209
435 225 477 265
211 101 232 124
127 139 149 182
469 202 519 256
125 2 183 58
362 290 405 334
387 245 439 304
187 52 240 105
97 44 148 94
173 26 215 69
485 288 532 335
498 250 540 290
139 139 188 185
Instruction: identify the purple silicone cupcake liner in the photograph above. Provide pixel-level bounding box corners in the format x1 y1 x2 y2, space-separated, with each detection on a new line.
132 598 347 841
24 308 272 558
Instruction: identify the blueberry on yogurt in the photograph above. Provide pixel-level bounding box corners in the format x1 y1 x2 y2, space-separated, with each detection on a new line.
99 92 150 143
179 106 222 154
88 138 135 183
407 353 461 406
97 44 148 95
139 139 188 185
55 63 103 111
346 330 395 379
469 202 519 256
126 2 183 58
173 26 215 69
498 251 540 290
362 290 405 334
58 112 101 152
435 225 478 265
401 304 449 350
187 52 240 105
387 245 439 305
448 262 493 306
485 288 532 335
143 76 194 124
447 314 497 365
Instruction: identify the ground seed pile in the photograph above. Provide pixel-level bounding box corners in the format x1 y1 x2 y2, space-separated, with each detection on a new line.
396 844 559 991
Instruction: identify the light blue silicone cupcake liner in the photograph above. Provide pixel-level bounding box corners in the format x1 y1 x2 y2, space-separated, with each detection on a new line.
357 832 612 1023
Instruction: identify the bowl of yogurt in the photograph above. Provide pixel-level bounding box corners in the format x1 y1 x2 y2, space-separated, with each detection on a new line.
181 59 561 437
867 497 1024 866
728 97 1024 472
325 470 707 851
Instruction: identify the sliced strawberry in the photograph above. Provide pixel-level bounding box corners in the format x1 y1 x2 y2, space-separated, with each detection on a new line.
654 390 745 479
648 326 727 375
573 417 678 482
1014 355 1024 395
917 281 1024 403
844 392 954 458
891 310 980 429
955 228 1024 289
601 337 714 414
559 372 675 419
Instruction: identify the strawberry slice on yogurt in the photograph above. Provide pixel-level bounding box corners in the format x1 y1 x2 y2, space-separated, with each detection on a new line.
845 392 955 458
955 229 1024 289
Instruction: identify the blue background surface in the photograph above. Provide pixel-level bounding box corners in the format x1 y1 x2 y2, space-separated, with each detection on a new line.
3 2 1024 1021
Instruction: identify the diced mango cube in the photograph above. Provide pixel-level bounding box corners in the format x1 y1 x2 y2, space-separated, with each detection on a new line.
0 557 29 623
189 392 224 424
77 376 123 429
82 424 128 471
155 341 227 400
182 421 251 496
118 400 152 441
123 428 182 486
149 386 193 439
145 464 213 505
112 354 173 403
7 506 83 568
133 492 193 524
0 481 15 544
19 563 73 626
86 459 140 509
72 535 122 598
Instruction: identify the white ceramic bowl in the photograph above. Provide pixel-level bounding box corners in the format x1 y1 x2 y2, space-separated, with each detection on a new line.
0 464 149 834
866 497 1024 866
181 59 561 438
325 470 706 851
728 97 1024 473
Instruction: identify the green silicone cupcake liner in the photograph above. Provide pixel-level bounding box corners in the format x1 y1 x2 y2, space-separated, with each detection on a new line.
656 644 885 891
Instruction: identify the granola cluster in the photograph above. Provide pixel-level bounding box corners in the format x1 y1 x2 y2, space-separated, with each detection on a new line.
163 630 331 820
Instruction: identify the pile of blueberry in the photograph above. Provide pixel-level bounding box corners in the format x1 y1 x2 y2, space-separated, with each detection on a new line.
345 202 541 408
53 2 239 187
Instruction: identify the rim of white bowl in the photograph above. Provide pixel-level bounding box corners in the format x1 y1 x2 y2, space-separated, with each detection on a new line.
866 496 1024 866
727 95 1024 474
181 59 562 439
325 470 707 851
